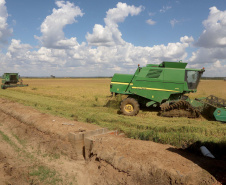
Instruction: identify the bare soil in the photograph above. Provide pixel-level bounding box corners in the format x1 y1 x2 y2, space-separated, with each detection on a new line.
87 135 225 185
0 98 225 185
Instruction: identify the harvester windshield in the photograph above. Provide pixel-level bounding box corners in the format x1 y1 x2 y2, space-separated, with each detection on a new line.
185 70 202 89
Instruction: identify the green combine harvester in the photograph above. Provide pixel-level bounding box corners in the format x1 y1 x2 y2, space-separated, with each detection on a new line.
1 73 28 89
110 61 226 122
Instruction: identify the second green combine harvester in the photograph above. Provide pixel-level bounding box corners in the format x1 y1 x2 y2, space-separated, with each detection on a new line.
1 73 28 89
110 61 226 122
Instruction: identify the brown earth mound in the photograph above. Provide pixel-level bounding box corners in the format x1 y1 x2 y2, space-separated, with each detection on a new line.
0 98 224 184
0 98 98 184
86 135 224 185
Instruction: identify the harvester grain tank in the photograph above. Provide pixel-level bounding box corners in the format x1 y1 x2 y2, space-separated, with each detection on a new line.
1 73 28 89
110 61 226 122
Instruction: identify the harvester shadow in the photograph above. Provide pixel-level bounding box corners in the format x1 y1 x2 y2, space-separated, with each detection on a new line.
200 106 217 121
166 141 226 184
104 99 121 109
141 106 160 114
104 100 122 115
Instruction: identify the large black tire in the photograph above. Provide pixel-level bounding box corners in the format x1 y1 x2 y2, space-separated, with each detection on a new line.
120 98 140 116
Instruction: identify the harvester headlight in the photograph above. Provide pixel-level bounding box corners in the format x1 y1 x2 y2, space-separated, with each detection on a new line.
217 110 221 113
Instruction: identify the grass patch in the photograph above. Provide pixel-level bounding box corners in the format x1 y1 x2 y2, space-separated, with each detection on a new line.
42 153 61 160
12 133 27 146
0 127 70 184
0 130 36 160
29 165 62 184
0 130 18 149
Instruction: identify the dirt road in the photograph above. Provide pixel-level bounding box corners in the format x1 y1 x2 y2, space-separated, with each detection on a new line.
0 98 225 184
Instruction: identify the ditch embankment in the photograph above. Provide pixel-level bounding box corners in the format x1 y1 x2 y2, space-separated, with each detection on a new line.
0 98 225 184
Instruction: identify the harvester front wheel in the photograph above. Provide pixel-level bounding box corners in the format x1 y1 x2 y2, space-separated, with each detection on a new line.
120 98 140 116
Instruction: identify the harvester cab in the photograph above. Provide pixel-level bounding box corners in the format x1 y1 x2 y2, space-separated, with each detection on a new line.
1 73 28 89
110 61 226 122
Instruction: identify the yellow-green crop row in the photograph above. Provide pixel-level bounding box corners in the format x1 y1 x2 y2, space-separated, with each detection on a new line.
0 78 225 150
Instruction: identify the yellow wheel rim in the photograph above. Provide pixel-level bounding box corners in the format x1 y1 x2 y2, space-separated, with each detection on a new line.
124 104 134 113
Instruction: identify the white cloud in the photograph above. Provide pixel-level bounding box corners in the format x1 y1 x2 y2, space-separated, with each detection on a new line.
195 6 226 48
35 1 83 49
170 19 179 28
213 60 222 68
0 0 13 48
190 60 226 77
84 3 190 74
146 19 156 25
1 35 192 77
0 2 193 77
160 6 172 13
188 7 226 76
86 2 144 46
180 36 194 43
2 1 224 77
85 24 114 46
6 39 32 59
188 47 226 76
104 2 143 25
148 12 155 16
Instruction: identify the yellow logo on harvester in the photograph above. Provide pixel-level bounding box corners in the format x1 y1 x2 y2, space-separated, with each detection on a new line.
132 86 180 93
111 81 180 93
111 82 133 85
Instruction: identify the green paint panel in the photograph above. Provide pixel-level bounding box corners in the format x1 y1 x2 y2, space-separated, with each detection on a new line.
214 108 226 122
160 61 187 69
187 98 204 108
110 73 133 94
111 73 133 83
110 83 131 94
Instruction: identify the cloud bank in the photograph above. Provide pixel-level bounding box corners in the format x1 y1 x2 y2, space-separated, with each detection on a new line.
86 2 144 46
0 0 12 48
189 6 226 76
0 1 225 77
36 1 84 49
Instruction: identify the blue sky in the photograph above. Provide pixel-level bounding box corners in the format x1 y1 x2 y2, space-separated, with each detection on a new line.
0 0 226 77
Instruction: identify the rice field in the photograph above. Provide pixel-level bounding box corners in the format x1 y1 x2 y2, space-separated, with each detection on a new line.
0 78 225 149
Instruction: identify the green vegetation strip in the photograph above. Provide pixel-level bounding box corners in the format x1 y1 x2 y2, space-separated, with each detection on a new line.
0 130 18 149
0 129 66 184
29 166 62 185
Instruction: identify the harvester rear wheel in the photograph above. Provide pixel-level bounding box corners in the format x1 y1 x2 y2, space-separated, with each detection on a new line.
120 98 140 116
